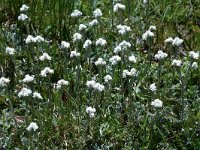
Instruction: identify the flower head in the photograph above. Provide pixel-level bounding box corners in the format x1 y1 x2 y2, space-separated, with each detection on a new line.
61 41 70 49
149 83 157 92
172 59 182 67
104 75 112 83
93 8 102 18
18 88 32 97
71 10 82 17
6 47 15 55
0 77 10 87
189 51 199 60
56 79 69 89
39 53 51 61
20 4 29 12
113 3 126 12
95 58 106 66
40 67 54 77
109 55 121 65
142 30 154 40
18 14 28 21
96 38 107 46
26 122 38 131
33 92 43 99
70 50 80 58
151 99 163 108
22 74 34 83
172 37 183 46
154 50 168 60
86 106 96 118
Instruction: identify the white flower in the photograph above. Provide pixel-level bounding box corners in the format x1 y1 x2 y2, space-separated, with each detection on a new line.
117 24 131 35
70 50 80 58
104 75 112 83
172 37 183 46
142 30 154 40
143 0 148 5
113 3 126 12
119 40 131 50
56 79 69 89
93 82 105 92
89 19 98 26
149 25 156 31
83 40 92 49
154 50 168 60
25 35 35 43
149 83 157 92
114 46 122 53
95 58 106 66
164 37 173 43
18 88 32 97
20 4 29 12
35 35 44 42
40 67 54 77
18 14 28 21
33 92 43 99
172 59 182 67
189 51 199 60
6 47 15 55
191 62 198 69
123 68 137 78
79 24 87 31
130 68 137 76
123 70 131 78
96 38 107 46
86 106 96 118
26 122 38 131
71 10 82 17
73 33 82 42
39 53 51 61
151 99 163 108
129 55 137 63
61 41 70 49
0 77 10 87
22 74 34 83
109 55 121 65
86 80 96 88
93 8 102 18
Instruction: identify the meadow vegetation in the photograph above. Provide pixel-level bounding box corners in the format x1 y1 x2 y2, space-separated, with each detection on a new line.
0 0 200 149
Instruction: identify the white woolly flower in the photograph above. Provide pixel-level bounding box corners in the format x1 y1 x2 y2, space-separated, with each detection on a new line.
95 58 106 66
117 25 131 35
18 88 32 97
154 50 168 60
86 80 96 89
123 68 137 78
56 79 69 89
104 75 112 83
89 19 99 26
93 82 105 92
71 10 82 17
33 92 43 99
39 53 51 61
149 25 156 31
189 51 199 60
129 55 137 63
40 67 54 77
0 77 10 87
164 37 173 43
114 46 122 53
20 4 29 12
151 99 163 108
143 0 148 5
93 8 102 18
25 35 36 43
35 35 44 42
109 55 121 65
79 24 87 31
18 14 28 21
96 38 107 46
83 40 92 49
26 122 38 131
172 59 182 67
130 68 137 76
70 50 80 58
22 74 34 83
61 41 70 49
73 33 82 42
191 62 198 69
172 37 183 46
142 30 154 40
149 83 157 92
86 106 96 118
113 3 126 12
119 40 131 50
6 47 15 55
